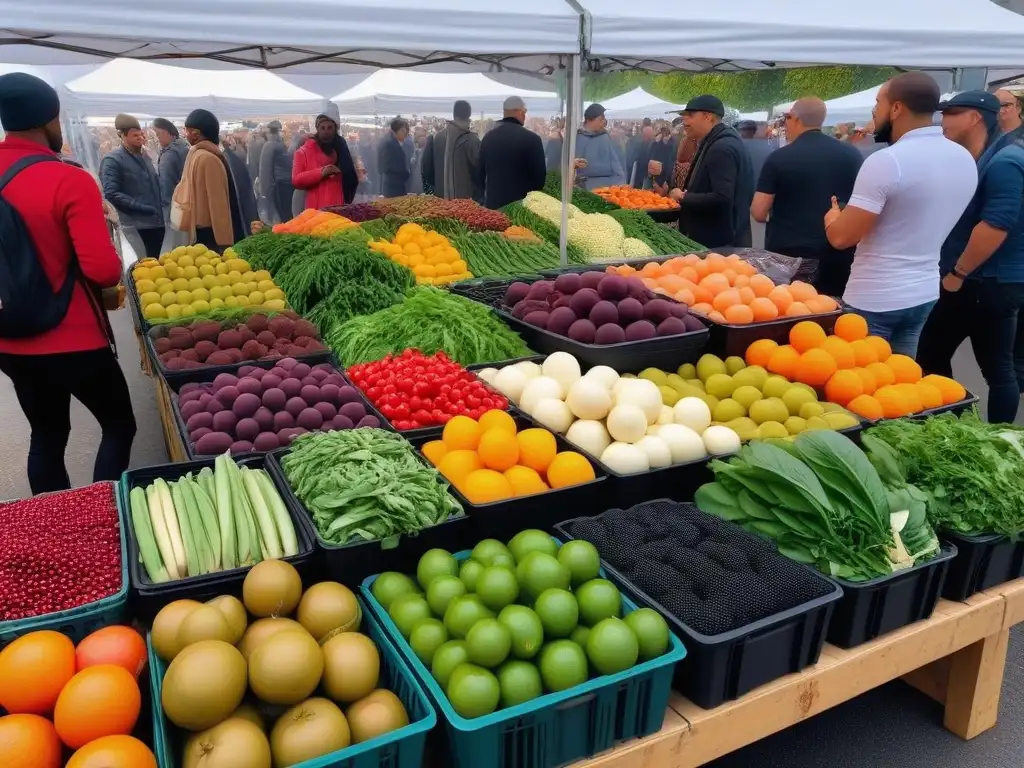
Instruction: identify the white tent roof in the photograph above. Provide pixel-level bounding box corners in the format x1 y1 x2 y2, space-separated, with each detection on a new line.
601 87 684 119
577 0 1024 70
775 86 881 126
332 70 562 117
0 0 580 72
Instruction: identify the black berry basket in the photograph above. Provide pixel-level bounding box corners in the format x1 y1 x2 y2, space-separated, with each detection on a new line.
556 500 842 709
941 531 1024 600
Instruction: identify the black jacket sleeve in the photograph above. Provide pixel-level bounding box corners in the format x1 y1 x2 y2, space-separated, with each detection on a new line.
681 143 738 212
336 137 358 204
100 155 157 216
421 135 435 193
528 132 547 193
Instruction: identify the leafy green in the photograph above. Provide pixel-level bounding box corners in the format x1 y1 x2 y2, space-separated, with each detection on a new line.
452 232 588 277
500 201 588 263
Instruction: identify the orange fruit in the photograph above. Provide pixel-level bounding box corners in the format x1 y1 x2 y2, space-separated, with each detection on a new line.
794 349 838 387
786 302 812 316
690 302 714 316
864 335 892 362
54 665 141 749
874 386 911 418
700 273 730 295
546 452 597 489
693 259 711 279
768 285 794 312
833 313 869 342
847 394 884 420
887 354 923 384
737 286 756 305
920 374 967 405
674 288 696 306
0 714 62 768
804 295 834 314
516 428 558 473
790 320 827 352
461 469 515 504
679 266 699 284
503 465 548 496
477 428 520 471
723 304 754 324
706 253 727 270
478 409 517 436
0 630 75 715
854 366 877 395
733 274 751 288
75 626 147 679
712 288 741 312
916 382 944 410
788 280 817 302
707 310 727 324
721 268 738 285
824 369 864 406
766 344 801 379
749 297 779 322
745 338 779 367
866 361 896 388
849 339 879 367
65 735 157 768
894 383 924 413
442 415 482 450
749 273 775 298
820 336 856 369
421 440 448 466
437 449 483 486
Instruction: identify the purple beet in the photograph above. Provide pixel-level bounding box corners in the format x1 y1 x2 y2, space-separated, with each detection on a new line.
624 320 657 341
320 383 340 404
580 271 604 290
588 301 619 328
215 386 240 406
296 408 324 430
546 306 577 336
340 402 367 422
300 385 322 404
595 324 626 344
357 415 381 429
253 406 274 432
567 319 597 344
596 274 628 301
568 288 601 317
279 378 302 398
291 362 311 380
656 317 687 336
504 282 531 306
273 411 295 431
262 387 287 412
617 297 643 324
261 373 283 390
212 410 239 433
554 273 583 295
337 386 362 404
285 397 307 418
235 418 260 442
332 414 355 431
190 427 213 443
229 441 254 455
236 377 263 396
253 432 280 452
212 373 238 390
642 299 674 324
233 392 261 418
313 402 338 421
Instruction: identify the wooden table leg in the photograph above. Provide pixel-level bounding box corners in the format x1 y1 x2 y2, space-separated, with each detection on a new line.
942 628 1010 739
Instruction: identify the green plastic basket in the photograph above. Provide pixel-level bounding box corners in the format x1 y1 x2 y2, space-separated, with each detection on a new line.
149 596 436 768
360 546 687 768
0 482 130 648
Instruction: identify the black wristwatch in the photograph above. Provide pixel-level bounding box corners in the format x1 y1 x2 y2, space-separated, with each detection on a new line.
951 265 969 279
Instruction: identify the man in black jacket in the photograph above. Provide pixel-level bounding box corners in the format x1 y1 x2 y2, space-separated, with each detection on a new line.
670 95 755 248
479 96 547 209
377 117 411 198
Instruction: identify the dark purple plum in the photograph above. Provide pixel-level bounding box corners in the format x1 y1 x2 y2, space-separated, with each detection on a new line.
589 301 619 328
567 319 597 344
235 418 260 442
357 415 381 429
285 397 307 418
580 271 604 290
253 432 280 452
617 297 643 324
261 388 287 412
340 402 367 422
212 410 239 433
554 273 583 295
595 324 626 345
568 288 600 317
313 402 338 421
523 311 549 328
332 414 355 431
546 306 577 336
300 385 322 403
337 386 362 405
273 411 295 431
657 317 687 336
320 383 340 404
296 408 324 430
624 320 657 341
279 378 302 398
253 407 274 432
643 299 673 324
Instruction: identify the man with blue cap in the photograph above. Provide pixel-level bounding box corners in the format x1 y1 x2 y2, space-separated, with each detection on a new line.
917 90 1024 423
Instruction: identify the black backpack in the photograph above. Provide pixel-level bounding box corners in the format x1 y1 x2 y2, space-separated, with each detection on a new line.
0 154 79 338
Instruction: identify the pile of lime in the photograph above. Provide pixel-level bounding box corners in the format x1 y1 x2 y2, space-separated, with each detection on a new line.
371 530 671 719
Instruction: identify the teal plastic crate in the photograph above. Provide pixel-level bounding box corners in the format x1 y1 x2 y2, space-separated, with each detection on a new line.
149 596 436 768
0 482 130 648
360 546 687 768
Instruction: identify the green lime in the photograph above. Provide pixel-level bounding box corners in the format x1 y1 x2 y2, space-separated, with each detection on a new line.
427 575 467 617
586 617 639 675
557 540 601 587
472 539 515 568
539 640 588 692
409 618 448 665
476 566 520 611
575 579 622 626
508 529 558 563
417 548 459 589
447 663 500 719
431 640 470 688
569 625 590 648
624 608 671 661
371 571 420 609
466 618 512 668
534 588 579 638
516 551 570 601
443 595 495 638
497 660 543 708
459 559 485 592
497 605 544 660
389 593 432 638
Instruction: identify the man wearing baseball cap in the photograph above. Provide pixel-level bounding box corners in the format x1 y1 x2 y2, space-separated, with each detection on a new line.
573 103 626 190
917 90 1024 423
670 94 754 248
292 110 358 210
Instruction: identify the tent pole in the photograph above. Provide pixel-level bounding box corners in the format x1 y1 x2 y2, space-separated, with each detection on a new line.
559 53 582 266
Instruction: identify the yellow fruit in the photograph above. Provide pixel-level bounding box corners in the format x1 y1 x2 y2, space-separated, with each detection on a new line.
451 260 468 274
546 452 596 489
478 429 520 472
435 263 453 276
224 295 239 308
139 291 161 307
235 294 250 307
232 283 250 297
189 300 210 314
421 440 448 465
159 292 177 308
185 277 202 291
248 291 265 306
209 298 225 310
171 278 188 291
503 466 548 496
156 283 175 296
252 270 272 282
178 254 195 267
182 265 199 279
191 287 210 302
245 282 259 295
143 303 167 320
516 429 557 474
262 299 286 310
257 280 276 292
136 279 157 294
461 469 514 504
132 267 151 282
195 255 210 267
201 275 218 289
154 277 172 287
478 410 516 436
175 290 192 305
442 415 482 451
227 259 251 273
149 265 167 279
215 262 230 275
165 304 182 319
437 450 483 486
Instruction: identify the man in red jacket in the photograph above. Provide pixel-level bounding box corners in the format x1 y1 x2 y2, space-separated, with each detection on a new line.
0 73 136 493
291 111 358 210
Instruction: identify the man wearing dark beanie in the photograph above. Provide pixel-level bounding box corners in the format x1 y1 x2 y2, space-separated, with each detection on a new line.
0 72 136 493
152 117 190 251
100 112 164 257
421 99 482 201
170 109 242 251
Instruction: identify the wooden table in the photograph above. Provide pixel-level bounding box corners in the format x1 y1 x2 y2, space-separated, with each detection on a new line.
575 579 1024 768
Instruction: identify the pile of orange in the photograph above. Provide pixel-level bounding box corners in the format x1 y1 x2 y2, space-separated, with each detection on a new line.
745 314 967 420
0 626 156 768
592 185 679 210
422 410 596 504
606 253 838 324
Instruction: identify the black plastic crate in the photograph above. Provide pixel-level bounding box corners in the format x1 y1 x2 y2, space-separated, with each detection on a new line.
264 447 475 590
164 357 392 459
825 544 957 649
556 500 842 709
407 414 609 543
701 306 843 358
121 454 319 623
858 389 979 426
450 275 546 305
941 532 1024 600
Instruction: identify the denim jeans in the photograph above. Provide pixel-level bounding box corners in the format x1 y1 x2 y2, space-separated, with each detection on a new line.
845 300 938 358
918 280 1024 424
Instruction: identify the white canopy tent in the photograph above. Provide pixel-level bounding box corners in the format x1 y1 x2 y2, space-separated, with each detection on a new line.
774 86 881 126
332 70 562 117
575 0 1024 70
601 87 684 119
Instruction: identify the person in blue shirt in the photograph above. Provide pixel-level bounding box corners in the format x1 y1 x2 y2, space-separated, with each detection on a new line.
918 91 1024 423
573 104 627 190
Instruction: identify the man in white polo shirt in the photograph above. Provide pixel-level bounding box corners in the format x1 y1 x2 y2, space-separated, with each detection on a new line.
824 72 977 357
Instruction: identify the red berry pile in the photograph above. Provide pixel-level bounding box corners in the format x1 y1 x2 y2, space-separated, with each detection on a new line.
0 483 122 621
348 349 510 431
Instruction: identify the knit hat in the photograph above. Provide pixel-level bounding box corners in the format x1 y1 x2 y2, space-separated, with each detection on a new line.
315 113 338 129
185 109 221 142
151 117 178 137
114 113 141 133
0 73 60 132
